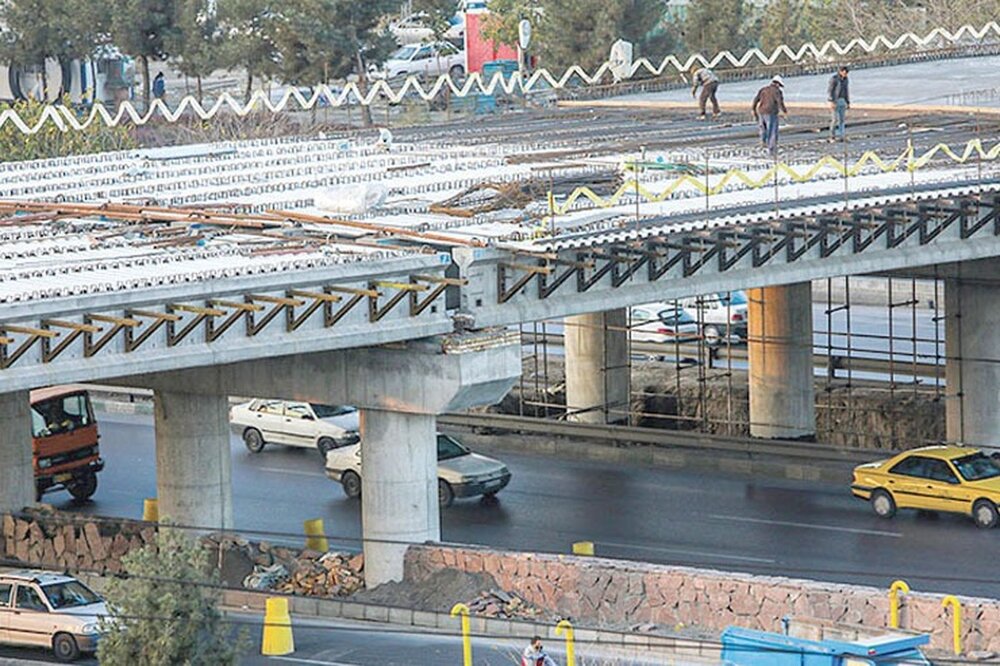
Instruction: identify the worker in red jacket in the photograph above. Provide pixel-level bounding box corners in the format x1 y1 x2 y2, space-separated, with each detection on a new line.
751 75 788 158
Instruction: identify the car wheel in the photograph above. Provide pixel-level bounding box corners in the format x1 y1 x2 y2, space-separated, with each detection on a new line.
67 471 98 503
317 437 335 458
243 428 265 453
341 470 362 499
973 499 998 529
703 325 721 347
871 489 896 519
52 633 80 662
438 479 455 508
449 64 465 79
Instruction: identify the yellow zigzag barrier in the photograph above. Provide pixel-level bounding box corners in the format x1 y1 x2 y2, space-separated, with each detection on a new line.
1 21 998 134
549 139 1000 215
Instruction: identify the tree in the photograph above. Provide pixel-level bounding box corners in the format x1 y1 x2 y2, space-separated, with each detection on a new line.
168 0 223 102
759 0 808 57
97 526 245 666
216 0 281 102
682 0 752 61
109 0 178 110
410 0 460 42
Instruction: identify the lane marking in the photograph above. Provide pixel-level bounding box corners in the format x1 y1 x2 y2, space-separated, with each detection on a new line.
259 467 326 478
709 514 902 537
270 657 358 666
595 540 776 563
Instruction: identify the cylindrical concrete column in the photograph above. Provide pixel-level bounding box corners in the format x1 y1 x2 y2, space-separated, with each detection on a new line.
564 309 629 424
0 391 33 513
153 390 233 530
945 261 1000 449
748 283 815 439
360 409 439 586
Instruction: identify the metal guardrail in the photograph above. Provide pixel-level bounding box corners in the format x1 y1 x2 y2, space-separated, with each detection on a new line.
438 412 888 465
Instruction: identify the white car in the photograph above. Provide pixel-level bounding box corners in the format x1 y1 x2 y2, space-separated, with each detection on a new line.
325 433 511 507
679 291 749 344
630 304 701 344
0 570 106 661
369 42 466 81
389 13 464 44
230 399 360 456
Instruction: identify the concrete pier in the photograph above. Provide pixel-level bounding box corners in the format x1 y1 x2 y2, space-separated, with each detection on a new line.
153 390 234 530
946 260 1000 450
0 391 33 513
748 283 816 439
564 310 629 424
360 410 439 585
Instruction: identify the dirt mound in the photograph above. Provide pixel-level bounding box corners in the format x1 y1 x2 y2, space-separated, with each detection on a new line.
352 568 498 612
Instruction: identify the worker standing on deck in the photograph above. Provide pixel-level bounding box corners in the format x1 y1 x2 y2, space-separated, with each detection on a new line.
827 65 850 143
691 67 720 119
751 75 787 158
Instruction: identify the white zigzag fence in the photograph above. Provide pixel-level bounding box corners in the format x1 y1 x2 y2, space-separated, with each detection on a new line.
2 21 998 135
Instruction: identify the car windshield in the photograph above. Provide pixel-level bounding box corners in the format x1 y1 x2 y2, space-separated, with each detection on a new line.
951 452 1000 482
718 291 748 306
391 46 418 60
437 435 470 461
42 581 101 609
310 404 356 418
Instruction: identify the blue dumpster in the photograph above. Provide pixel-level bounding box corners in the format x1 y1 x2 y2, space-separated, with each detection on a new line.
721 624 931 665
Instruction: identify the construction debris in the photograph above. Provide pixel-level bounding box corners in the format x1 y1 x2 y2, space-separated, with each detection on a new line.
464 589 546 619
239 546 365 597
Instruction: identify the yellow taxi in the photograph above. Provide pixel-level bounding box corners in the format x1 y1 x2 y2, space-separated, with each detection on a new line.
852 445 1000 528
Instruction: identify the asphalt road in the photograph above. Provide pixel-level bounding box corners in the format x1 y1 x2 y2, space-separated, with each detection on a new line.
47 411 1000 600
0 612 688 666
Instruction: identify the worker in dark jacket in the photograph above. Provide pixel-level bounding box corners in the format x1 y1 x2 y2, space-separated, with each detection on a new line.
751 75 787 158
691 67 720 119
827 65 850 142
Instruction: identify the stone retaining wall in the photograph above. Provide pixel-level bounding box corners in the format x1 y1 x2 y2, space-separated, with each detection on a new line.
405 544 1000 655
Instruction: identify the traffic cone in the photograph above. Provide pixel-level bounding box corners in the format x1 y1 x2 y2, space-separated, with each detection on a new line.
261 597 294 656
303 518 329 552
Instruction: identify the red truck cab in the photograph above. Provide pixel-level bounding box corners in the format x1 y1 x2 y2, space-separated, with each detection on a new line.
29 386 103 502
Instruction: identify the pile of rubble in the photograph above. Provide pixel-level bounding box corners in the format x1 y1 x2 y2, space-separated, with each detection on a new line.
464 589 546 619
201 533 365 598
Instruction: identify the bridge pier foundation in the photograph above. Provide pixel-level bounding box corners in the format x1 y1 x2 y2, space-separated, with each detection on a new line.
946 260 1000 451
0 391 33 513
748 283 816 440
564 310 629 424
359 410 439 585
153 390 234 530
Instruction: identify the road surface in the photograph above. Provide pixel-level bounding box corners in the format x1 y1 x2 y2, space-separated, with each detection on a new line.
47 412 1000 600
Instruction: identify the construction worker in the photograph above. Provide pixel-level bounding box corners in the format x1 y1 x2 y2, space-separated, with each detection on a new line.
827 65 850 142
751 75 788 158
691 67 720 119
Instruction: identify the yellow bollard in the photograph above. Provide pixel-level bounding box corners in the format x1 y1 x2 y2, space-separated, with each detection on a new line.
261 597 294 656
303 518 329 552
142 498 158 522
942 595 962 656
889 580 910 629
572 541 594 556
556 619 576 666
450 603 472 666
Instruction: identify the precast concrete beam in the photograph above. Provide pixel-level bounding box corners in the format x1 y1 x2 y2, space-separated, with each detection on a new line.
153 390 233 530
360 410 438 585
564 310 629 424
945 259 1000 450
748 283 816 440
0 391 33 513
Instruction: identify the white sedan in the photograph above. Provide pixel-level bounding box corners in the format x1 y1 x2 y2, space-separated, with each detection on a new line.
230 399 360 456
325 433 511 507
368 42 466 82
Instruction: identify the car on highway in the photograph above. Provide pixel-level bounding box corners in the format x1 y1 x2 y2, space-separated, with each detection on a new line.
852 445 1000 528
678 291 749 344
629 304 701 344
325 433 511 507
0 570 106 661
230 399 360 456
368 42 466 82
